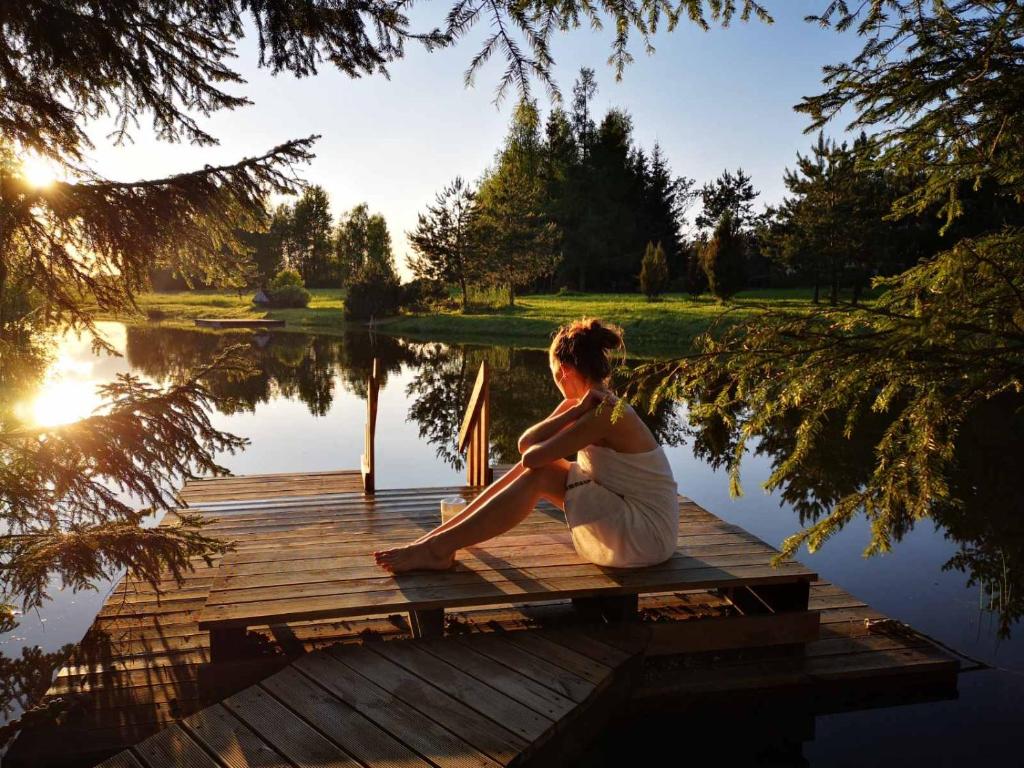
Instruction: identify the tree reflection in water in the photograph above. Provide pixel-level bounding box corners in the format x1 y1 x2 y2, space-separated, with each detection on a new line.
683 388 1024 638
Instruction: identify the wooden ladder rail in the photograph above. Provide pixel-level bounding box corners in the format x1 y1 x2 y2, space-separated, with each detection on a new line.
457 360 492 487
361 358 379 494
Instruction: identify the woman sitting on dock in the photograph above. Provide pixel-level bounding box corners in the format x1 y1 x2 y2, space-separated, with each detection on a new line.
374 317 680 572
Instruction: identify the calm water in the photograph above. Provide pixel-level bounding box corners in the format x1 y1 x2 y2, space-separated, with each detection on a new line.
3 322 1022 765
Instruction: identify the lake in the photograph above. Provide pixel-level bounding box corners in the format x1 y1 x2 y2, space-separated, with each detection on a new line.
3 322 1022 765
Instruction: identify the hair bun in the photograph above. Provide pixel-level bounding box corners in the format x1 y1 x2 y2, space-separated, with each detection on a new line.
549 317 625 382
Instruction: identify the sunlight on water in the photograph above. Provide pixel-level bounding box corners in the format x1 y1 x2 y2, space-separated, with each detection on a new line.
16 323 128 427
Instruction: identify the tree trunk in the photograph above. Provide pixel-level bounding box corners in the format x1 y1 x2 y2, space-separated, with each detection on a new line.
829 262 839 306
812 277 820 304
460 277 468 313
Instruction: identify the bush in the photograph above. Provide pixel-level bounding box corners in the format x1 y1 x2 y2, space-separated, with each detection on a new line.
267 268 311 308
701 212 746 300
639 241 670 300
344 266 401 320
399 277 446 312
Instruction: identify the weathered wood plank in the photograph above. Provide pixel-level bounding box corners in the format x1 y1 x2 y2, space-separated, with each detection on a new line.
367 640 554 742
180 704 291 768
222 684 363 768
293 651 502 768
328 644 526 764
260 666 433 768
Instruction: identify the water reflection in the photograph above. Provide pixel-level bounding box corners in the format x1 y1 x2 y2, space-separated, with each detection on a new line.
685 388 1024 639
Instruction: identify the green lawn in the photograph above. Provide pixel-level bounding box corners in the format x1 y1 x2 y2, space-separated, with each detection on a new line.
385 289 824 352
117 287 830 354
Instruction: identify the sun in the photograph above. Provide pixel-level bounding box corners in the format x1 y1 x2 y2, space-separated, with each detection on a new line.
20 153 61 189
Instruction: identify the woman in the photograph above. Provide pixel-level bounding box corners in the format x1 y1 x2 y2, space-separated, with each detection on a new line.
373 317 679 572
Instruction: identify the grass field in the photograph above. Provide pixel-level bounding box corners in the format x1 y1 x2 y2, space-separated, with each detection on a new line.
116 287 832 353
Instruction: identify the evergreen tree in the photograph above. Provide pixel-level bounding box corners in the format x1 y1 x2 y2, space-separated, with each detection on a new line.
407 177 480 311
696 168 759 232
761 132 914 304
642 144 698 280
631 1 1024 565
290 185 336 287
683 241 707 297
475 101 557 306
700 211 745 299
639 241 670 300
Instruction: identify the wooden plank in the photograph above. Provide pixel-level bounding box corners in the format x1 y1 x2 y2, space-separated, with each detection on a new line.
416 638 578 720
199 564 817 629
293 651 502 768
499 632 613 686
260 666 433 768
219 531 760 572
453 635 596 704
328 644 525 764
645 610 821 656
367 640 554 742
132 724 221 768
94 752 147 768
210 542 779 592
180 704 291 768
222 684 362 768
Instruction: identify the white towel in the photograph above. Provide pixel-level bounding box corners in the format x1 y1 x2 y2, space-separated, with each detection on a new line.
563 443 679 568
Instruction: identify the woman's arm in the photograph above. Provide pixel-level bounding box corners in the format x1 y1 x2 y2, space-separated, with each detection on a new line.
517 398 579 453
521 405 612 469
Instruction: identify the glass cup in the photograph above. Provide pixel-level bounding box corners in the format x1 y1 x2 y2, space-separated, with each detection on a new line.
440 495 468 523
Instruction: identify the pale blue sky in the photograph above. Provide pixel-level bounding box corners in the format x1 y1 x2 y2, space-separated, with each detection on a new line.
85 2 863 279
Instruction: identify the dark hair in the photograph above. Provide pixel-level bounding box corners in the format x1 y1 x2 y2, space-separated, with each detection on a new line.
549 317 626 383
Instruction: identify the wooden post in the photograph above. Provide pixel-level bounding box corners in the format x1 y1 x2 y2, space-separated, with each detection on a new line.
361 358 379 494
457 360 491 487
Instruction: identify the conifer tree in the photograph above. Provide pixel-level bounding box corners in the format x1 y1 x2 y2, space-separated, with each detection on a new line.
700 211 746 299
696 168 759 232
640 241 670 299
475 101 557 306
630 1 1024 564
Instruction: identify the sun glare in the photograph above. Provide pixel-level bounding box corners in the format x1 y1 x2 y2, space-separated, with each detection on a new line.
20 153 61 189
16 323 129 428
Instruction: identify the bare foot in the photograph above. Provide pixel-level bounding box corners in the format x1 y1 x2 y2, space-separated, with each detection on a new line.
374 539 454 573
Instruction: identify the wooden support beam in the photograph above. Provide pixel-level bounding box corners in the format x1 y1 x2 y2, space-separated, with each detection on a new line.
409 608 445 639
361 358 379 495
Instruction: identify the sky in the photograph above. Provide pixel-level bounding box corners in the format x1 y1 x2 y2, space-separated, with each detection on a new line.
82 1 865 280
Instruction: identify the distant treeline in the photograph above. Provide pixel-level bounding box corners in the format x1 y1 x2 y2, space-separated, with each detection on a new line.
155 67 1014 308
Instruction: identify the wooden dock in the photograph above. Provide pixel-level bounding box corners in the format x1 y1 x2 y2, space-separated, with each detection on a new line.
5 471 960 768
194 318 285 329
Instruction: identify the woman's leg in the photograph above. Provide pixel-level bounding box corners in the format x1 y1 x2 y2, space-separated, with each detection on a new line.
406 462 527 546
375 459 570 573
